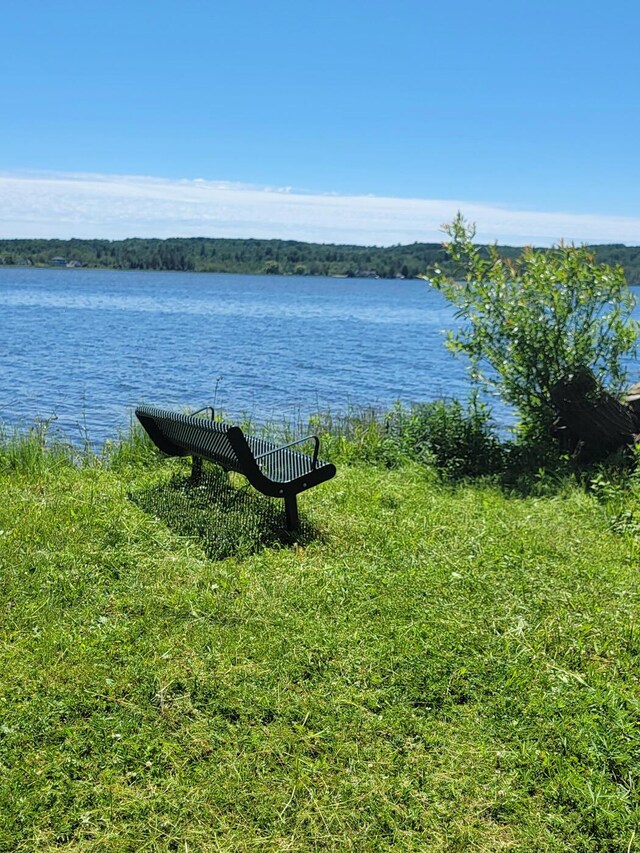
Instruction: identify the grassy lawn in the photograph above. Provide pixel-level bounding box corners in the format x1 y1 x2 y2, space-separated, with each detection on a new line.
1 440 639 850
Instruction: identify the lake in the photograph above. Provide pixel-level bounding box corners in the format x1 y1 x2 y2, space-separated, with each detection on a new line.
2 267 636 445
0 267 472 444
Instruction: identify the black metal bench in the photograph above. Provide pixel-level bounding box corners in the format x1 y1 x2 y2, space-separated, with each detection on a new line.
135 405 337 530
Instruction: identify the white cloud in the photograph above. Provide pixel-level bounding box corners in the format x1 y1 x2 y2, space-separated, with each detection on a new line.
0 170 638 246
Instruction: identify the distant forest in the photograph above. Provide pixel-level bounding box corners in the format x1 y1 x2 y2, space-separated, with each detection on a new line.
1 237 640 283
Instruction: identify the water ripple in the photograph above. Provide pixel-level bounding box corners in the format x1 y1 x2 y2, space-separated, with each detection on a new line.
0 267 495 444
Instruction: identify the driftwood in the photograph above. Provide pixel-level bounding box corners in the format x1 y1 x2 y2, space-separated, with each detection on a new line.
551 371 640 461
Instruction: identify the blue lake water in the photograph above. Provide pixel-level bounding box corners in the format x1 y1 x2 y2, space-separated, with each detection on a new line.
0 268 469 443
1 267 638 445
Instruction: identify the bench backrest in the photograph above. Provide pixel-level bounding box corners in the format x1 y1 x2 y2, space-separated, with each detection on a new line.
136 406 336 499
135 406 240 470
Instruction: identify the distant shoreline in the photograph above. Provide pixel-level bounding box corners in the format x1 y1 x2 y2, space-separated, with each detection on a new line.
0 263 421 281
1 236 639 283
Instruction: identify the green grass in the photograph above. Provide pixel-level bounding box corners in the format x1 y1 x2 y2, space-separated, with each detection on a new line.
1 430 640 850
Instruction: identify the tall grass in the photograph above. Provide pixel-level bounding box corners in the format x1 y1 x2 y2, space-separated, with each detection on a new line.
0 420 76 476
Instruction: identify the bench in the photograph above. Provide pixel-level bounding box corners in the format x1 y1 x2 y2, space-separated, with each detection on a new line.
135 405 337 530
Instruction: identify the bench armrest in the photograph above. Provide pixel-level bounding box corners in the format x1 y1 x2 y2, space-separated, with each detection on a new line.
254 435 320 469
191 406 215 419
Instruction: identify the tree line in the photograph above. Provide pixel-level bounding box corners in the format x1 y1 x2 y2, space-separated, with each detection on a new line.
0 236 639 283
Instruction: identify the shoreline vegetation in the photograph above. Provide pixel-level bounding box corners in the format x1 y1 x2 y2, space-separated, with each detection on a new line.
1 236 640 283
2 408 640 849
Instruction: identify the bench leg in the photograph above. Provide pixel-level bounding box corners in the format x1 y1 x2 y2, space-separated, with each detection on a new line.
284 494 299 530
191 456 203 484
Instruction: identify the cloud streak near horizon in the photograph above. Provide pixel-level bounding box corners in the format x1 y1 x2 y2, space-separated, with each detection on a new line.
0 171 638 247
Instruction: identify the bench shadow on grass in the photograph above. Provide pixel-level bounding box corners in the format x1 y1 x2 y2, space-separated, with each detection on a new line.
130 464 320 560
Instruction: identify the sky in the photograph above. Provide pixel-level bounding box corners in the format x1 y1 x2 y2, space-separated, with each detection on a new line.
2 0 639 247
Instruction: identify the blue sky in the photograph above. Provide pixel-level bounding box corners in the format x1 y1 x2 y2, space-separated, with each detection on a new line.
2 0 639 245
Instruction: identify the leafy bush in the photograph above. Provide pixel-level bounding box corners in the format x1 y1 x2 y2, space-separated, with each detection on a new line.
393 398 505 479
301 401 505 477
430 214 638 444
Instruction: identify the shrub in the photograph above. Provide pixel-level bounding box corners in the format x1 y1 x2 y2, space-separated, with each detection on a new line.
430 214 638 444
393 398 505 479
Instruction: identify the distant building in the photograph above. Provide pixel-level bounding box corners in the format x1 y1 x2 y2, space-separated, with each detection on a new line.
66 260 82 268
51 257 66 266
